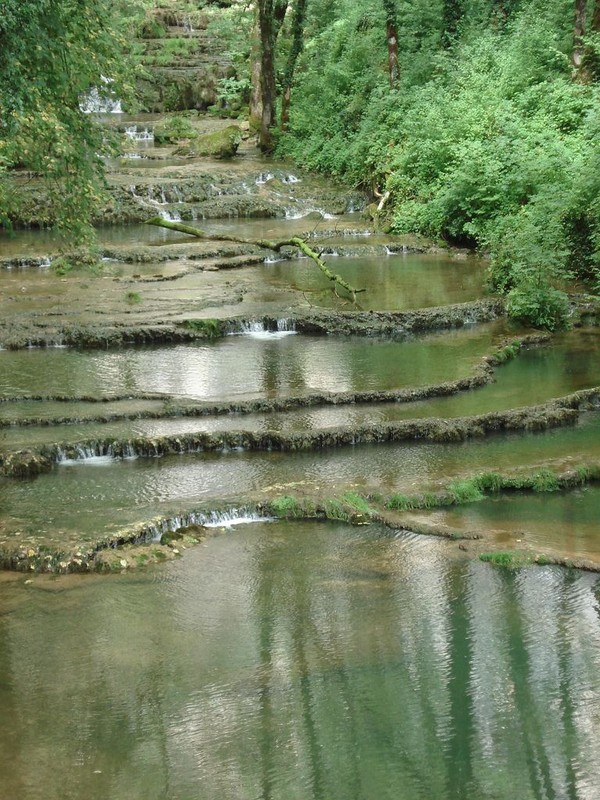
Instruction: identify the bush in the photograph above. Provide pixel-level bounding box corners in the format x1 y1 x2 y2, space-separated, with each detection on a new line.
279 1 600 327
506 283 571 331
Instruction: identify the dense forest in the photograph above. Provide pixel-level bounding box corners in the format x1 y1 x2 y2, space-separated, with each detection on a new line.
1 0 599 328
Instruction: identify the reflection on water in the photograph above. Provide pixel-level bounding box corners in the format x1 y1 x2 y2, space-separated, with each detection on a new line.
262 252 486 310
2 328 598 448
0 522 599 800
0 325 500 400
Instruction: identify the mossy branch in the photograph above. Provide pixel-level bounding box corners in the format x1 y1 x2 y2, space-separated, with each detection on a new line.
146 216 365 302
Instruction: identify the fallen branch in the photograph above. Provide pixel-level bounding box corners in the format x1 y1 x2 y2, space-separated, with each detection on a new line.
146 216 365 302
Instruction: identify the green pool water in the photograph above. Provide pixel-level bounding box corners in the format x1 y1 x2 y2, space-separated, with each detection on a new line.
0 521 598 800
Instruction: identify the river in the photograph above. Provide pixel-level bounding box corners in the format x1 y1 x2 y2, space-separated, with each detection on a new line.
1 114 599 799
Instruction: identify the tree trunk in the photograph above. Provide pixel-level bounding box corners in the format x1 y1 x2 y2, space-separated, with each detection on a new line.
258 0 278 152
573 0 587 72
146 217 365 302
442 0 464 47
281 85 292 131
583 0 600 79
249 15 263 134
593 0 600 32
383 0 399 86
281 0 308 131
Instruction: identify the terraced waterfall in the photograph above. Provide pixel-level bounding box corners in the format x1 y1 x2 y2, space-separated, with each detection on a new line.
1 114 600 798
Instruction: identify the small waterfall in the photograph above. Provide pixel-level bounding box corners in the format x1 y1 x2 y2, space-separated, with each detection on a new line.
384 245 409 255
282 174 301 184
276 318 296 332
160 210 182 222
256 172 274 185
80 87 122 114
57 441 136 465
200 509 276 529
263 255 286 264
145 508 276 541
284 207 336 220
284 209 305 220
237 319 297 339
128 185 181 220
124 125 154 142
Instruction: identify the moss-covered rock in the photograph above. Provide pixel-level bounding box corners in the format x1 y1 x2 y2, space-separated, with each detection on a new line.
153 115 198 144
175 125 242 158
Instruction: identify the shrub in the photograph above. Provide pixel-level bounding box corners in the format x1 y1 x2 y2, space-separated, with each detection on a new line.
447 479 485 504
506 283 571 331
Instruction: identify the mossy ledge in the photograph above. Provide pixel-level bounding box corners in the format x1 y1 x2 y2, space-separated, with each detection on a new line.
3 392 597 478
2 463 600 573
478 551 599 572
0 299 504 350
0 333 549 429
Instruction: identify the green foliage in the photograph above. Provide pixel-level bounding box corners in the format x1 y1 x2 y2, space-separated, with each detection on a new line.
216 77 252 107
323 499 347 520
447 479 485 504
530 468 560 493
144 38 196 66
506 284 571 331
280 0 600 329
269 495 304 517
0 0 140 243
51 257 75 277
184 319 222 338
473 472 506 493
386 493 419 511
341 491 373 514
125 291 142 305
479 551 532 569
491 341 521 364
153 115 197 144
50 250 101 276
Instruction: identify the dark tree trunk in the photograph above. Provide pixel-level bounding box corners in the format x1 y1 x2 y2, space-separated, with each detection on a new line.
442 0 464 47
281 0 308 131
572 0 587 72
254 0 289 151
258 0 277 152
594 0 600 31
583 0 600 79
382 0 399 87
249 15 263 133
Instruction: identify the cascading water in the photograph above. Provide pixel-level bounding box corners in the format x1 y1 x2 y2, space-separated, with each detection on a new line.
124 125 154 142
236 319 297 339
80 76 122 113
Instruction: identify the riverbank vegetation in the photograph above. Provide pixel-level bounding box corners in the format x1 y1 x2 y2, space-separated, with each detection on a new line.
276 0 600 329
1 0 599 329
0 0 144 242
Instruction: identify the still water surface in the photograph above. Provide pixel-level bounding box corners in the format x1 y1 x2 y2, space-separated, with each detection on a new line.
1 521 599 800
0 324 500 400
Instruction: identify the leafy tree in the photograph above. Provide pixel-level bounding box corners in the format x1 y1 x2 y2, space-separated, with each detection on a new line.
0 0 139 243
281 0 309 129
